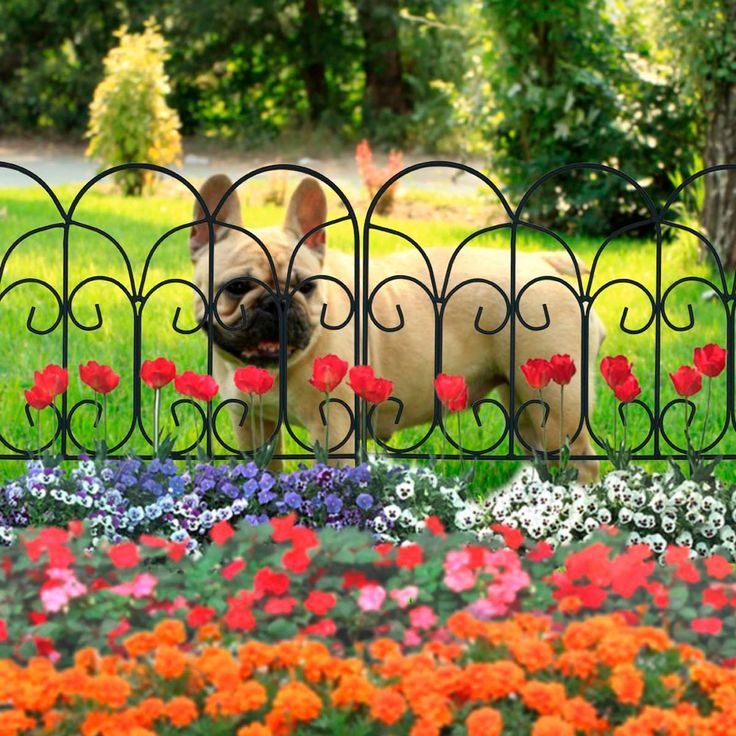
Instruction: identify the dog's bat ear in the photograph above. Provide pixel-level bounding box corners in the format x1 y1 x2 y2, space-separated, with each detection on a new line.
284 177 327 259
190 174 242 259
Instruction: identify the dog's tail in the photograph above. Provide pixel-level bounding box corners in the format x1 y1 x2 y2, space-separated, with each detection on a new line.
541 252 591 276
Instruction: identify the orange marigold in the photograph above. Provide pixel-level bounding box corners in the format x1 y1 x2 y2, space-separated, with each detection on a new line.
466 707 503 736
509 638 555 673
272 681 322 723
555 650 599 680
123 632 158 658
532 715 575 736
521 680 567 716
197 623 222 642
74 647 99 672
561 696 602 732
463 661 526 700
409 720 440 736
331 674 375 707
610 663 644 705
369 638 403 661
163 696 198 728
153 619 186 646
0 709 36 736
88 674 131 709
369 687 407 725
237 725 272 736
153 645 187 680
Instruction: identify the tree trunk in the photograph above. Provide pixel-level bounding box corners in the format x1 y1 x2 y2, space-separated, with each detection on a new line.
701 82 736 268
355 0 411 125
300 0 330 123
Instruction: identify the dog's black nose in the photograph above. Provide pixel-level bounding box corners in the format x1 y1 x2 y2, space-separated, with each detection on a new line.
256 296 279 319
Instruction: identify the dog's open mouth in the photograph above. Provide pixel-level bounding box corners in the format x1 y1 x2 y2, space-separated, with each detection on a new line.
241 340 297 361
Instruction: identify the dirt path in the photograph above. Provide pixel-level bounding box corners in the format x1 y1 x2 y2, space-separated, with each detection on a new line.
0 137 488 197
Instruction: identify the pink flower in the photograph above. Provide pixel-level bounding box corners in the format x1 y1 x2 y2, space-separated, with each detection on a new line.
357 583 386 612
466 598 507 620
409 605 437 630
40 568 87 613
389 585 419 609
443 550 476 592
403 628 422 647
110 573 158 599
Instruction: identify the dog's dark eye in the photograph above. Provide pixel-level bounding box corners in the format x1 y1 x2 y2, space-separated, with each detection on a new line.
224 279 254 297
298 280 316 296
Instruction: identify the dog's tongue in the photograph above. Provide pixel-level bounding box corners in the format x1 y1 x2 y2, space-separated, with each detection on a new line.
258 341 279 351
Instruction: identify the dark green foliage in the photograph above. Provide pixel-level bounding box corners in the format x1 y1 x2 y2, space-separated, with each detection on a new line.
481 0 698 233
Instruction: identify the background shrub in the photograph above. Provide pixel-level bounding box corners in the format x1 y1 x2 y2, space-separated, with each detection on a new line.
85 21 181 196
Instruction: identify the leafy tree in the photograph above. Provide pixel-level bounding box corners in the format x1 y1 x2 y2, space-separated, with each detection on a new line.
668 0 736 267
481 0 696 234
85 22 182 196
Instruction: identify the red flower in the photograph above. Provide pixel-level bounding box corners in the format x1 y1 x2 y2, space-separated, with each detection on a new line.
703 587 730 610
140 357 177 389
705 554 733 580
691 617 723 635
34 364 69 397
434 374 468 412
187 605 216 627
210 520 234 545
425 516 445 536
527 541 554 562
396 544 423 569
221 559 245 581
304 590 337 616
302 618 337 637
600 355 632 389
520 358 552 389
614 374 641 403
549 354 576 386
694 343 726 378
669 365 702 397
0 618 6 643
665 546 700 584
234 365 275 395
263 596 298 615
109 542 139 569
79 361 120 394
309 354 349 393
282 546 311 573
174 371 219 401
348 365 393 404
271 514 297 543
490 523 524 550
254 567 290 596
25 385 53 410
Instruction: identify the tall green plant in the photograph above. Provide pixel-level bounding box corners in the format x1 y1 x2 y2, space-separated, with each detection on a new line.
85 21 182 196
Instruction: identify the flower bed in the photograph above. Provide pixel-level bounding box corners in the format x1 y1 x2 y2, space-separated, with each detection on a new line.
2 611 732 736
490 464 736 560
2 519 735 669
0 458 479 550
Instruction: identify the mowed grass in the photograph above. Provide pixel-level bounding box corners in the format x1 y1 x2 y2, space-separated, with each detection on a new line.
0 171 732 489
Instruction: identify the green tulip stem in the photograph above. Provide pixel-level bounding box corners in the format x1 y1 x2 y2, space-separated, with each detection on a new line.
700 376 712 454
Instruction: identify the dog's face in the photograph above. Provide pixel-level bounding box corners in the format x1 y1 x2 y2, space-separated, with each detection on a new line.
189 175 328 368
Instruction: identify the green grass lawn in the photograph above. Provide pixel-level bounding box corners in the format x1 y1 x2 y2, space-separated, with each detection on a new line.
0 174 732 489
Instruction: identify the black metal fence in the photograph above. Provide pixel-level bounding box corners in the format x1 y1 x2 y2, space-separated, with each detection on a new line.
0 160 734 467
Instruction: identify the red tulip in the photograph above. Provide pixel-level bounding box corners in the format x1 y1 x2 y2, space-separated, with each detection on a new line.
25 385 53 410
520 358 552 389
309 354 349 393
348 365 393 404
79 361 120 394
140 357 177 389
234 365 275 395
33 364 68 397
669 365 702 397
434 373 468 412
613 374 641 403
174 371 219 402
600 355 632 389
549 354 576 386
693 343 726 378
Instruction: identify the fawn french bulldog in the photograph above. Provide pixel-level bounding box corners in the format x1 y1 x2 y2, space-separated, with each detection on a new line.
189 174 605 481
